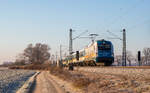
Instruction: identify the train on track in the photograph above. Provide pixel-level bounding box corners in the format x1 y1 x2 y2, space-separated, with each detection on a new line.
62 39 114 66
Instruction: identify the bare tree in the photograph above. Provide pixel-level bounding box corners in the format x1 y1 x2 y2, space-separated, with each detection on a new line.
24 43 51 64
141 56 145 66
143 48 150 65
23 44 33 64
2 61 13 67
15 53 26 65
126 51 133 66
115 55 122 66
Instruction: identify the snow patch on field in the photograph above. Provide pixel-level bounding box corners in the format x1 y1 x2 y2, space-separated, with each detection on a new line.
0 69 35 93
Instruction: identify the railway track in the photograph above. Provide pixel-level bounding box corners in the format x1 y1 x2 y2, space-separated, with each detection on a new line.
112 66 150 69
95 66 150 69
67 65 150 70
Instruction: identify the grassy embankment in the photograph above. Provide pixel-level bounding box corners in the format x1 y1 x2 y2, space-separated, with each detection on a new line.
9 64 95 90
8 64 51 70
49 67 98 90
9 65 150 92
9 65 92 92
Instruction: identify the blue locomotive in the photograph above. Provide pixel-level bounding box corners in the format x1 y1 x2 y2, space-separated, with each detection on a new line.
63 39 114 66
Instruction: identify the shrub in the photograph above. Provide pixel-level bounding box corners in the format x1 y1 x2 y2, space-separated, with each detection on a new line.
9 64 51 70
73 77 91 88
49 66 92 89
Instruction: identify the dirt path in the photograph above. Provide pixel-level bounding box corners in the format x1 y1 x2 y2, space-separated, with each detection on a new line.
33 71 65 93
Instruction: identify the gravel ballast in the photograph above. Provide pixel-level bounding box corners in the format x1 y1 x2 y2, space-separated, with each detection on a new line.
0 68 36 93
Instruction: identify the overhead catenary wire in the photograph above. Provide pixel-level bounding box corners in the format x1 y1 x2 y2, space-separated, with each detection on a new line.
127 19 150 31
72 30 88 40
106 0 145 30
69 29 89 58
107 30 122 40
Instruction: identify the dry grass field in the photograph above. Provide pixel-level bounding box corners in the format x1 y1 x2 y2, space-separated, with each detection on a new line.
75 67 150 93
49 67 150 93
6 65 150 93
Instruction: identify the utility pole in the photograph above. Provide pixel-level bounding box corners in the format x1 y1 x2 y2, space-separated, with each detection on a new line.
138 51 141 66
69 28 88 55
51 54 55 64
55 52 58 66
60 44 62 61
122 29 126 66
69 29 73 55
68 28 88 69
59 44 62 67
107 29 127 66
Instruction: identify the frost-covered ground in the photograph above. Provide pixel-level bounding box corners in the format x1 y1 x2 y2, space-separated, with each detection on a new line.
0 68 35 93
75 67 150 93
76 67 150 79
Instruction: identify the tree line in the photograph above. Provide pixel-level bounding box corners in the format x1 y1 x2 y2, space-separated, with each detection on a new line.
3 43 51 66
115 48 150 66
2 43 150 66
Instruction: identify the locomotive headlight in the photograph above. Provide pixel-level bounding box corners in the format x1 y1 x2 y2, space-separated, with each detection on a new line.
102 41 106 44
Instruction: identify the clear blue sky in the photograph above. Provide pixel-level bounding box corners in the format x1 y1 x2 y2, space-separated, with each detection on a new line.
0 0 150 64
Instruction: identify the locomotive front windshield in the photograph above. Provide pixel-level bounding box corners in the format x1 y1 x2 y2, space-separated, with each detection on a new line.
98 44 111 50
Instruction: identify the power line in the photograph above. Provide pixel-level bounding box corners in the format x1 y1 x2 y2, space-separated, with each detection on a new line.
128 19 150 30
104 0 145 30
107 30 122 40
107 29 127 66
69 29 88 55
79 34 100 43
72 30 88 40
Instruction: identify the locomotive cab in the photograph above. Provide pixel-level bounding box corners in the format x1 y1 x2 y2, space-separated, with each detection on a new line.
96 40 114 66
